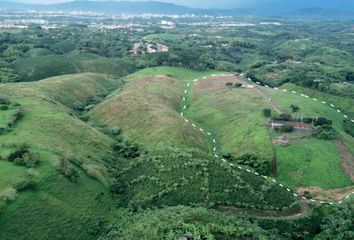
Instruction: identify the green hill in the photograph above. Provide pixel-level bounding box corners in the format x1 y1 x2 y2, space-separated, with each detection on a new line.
12 53 135 82
90 67 224 151
0 73 121 240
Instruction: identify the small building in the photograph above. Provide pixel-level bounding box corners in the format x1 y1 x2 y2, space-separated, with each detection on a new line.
157 43 169 52
270 121 313 131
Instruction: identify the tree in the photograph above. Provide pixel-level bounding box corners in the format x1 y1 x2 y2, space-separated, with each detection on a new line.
263 109 272 117
314 117 332 126
290 105 300 113
314 125 336 140
346 72 354 82
56 158 80 182
319 204 354 240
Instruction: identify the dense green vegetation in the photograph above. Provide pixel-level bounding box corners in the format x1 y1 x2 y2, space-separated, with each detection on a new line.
0 15 353 239
99 206 279 240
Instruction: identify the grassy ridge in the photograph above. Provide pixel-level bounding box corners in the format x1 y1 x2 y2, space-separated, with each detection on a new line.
12 52 135 82
91 67 224 151
123 66 224 82
0 73 120 240
91 75 211 151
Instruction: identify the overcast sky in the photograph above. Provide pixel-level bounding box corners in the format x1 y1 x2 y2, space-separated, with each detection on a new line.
10 0 274 8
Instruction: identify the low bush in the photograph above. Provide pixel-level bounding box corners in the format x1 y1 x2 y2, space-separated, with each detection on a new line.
313 125 336 140
72 101 84 111
263 108 272 117
234 83 243 88
14 178 38 191
0 97 10 105
7 145 39 168
223 153 270 175
56 158 80 182
290 104 300 113
0 105 9 110
82 163 105 183
343 119 354 138
110 127 121 136
314 117 332 126
273 113 292 121
303 117 314 124
0 187 18 202
113 141 141 159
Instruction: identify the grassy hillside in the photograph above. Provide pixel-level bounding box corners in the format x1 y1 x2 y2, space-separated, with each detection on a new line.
91 67 224 151
12 52 135 82
188 75 274 164
0 73 121 240
123 66 224 82
261 85 354 189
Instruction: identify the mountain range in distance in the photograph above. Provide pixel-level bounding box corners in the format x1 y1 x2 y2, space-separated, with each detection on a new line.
0 0 354 18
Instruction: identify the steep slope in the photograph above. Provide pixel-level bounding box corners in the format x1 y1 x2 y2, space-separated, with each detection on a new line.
0 73 121 240
90 75 211 151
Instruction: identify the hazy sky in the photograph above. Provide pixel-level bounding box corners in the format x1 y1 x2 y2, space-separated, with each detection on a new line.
10 0 274 8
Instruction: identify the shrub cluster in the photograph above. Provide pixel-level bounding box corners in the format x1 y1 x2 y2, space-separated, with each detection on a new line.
263 108 272 117
14 178 38 191
273 113 292 121
56 158 80 182
0 104 24 135
0 187 18 202
225 82 243 88
314 125 336 140
222 153 271 175
343 119 354 137
7 145 39 168
113 140 142 159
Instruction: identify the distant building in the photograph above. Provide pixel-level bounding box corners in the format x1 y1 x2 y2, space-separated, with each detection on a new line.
270 121 313 131
157 43 169 52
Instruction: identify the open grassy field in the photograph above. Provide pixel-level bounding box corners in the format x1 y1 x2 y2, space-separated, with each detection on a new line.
275 139 352 189
0 73 120 240
187 75 274 163
261 85 354 189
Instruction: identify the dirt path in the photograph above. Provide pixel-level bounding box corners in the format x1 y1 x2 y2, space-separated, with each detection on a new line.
251 83 284 114
297 186 354 202
216 201 310 220
335 140 354 181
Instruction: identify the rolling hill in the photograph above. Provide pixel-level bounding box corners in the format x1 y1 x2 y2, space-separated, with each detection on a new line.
0 73 121 240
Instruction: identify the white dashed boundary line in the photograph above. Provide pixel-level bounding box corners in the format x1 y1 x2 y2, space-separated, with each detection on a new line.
180 74 354 206
239 73 354 205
